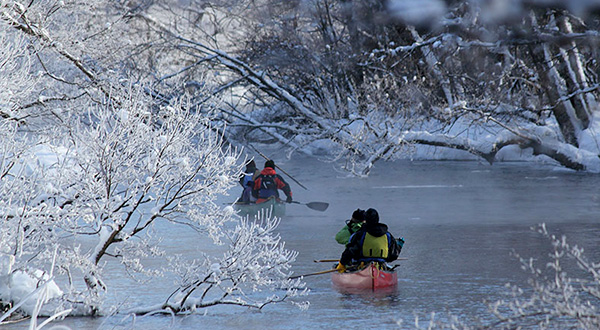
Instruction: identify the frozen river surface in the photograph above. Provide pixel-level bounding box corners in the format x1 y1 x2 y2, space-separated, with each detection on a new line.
24 158 600 329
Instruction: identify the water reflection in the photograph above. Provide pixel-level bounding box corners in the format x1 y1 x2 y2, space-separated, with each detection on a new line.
335 285 399 298
333 285 398 299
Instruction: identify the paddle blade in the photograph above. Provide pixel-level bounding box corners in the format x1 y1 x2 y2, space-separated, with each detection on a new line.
306 202 329 211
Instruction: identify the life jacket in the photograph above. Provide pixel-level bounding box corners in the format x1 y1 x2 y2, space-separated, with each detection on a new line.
359 232 390 262
258 174 277 198
242 172 254 187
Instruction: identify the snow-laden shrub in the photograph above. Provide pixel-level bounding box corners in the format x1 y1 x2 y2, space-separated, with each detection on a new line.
408 224 600 329
0 84 306 322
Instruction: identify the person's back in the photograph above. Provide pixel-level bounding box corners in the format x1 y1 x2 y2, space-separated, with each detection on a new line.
239 160 259 203
339 208 403 268
252 160 293 204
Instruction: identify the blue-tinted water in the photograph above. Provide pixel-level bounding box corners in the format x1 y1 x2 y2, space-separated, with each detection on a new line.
10 159 600 329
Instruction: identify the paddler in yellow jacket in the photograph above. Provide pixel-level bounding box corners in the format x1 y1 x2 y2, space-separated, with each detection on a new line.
337 208 404 272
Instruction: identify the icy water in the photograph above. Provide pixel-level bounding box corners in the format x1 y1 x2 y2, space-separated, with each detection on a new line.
15 158 600 329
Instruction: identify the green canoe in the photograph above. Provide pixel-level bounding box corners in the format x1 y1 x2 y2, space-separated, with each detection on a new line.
233 198 287 217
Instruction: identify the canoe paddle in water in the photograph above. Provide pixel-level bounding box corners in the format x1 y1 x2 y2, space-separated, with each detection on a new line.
224 201 329 211
289 268 337 279
290 201 329 212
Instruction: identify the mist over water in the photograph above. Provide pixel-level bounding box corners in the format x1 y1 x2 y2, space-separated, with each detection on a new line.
27 158 600 329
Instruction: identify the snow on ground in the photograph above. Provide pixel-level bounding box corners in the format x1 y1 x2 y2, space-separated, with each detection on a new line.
578 115 600 155
0 254 63 316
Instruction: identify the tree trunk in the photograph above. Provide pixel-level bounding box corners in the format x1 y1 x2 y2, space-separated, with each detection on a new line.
528 13 583 146
409 26 454 107
556 14 596 127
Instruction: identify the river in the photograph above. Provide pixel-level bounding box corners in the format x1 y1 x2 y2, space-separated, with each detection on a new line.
13 158 600 329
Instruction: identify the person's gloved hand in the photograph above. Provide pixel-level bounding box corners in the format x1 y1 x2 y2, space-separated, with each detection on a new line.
286 196 293 203
396 237 405 248
335 263 346 273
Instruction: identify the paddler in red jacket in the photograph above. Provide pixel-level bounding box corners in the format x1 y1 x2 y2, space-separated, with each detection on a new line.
252 160 293 204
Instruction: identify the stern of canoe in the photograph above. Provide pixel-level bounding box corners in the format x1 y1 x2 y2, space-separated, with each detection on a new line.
233 198 286 217
331 262 397 291
372 264 398 289
331 265 373 289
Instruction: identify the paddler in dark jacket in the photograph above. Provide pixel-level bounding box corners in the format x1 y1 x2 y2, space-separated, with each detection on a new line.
239 159 259 203
252 160 293 204
338 208 403 271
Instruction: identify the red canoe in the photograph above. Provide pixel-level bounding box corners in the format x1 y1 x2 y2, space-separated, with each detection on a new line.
331 262 398 291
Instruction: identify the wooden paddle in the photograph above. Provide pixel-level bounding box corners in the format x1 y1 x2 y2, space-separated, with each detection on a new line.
247 144 308 190
225 200 328 212
313 257 409 263
313 259 339 263
290 201 329 211
289 268 337 279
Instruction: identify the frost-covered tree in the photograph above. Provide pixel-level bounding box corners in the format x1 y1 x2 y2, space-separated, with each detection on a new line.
124 0 600 175
487 224 600 328
0 84 306 320
0 0 158 126
228 0 600 174
0 14 32 120
0 0 306 321
126 215 307 315
6 0 600 175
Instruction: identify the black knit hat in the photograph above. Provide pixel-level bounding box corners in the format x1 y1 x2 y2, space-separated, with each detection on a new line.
352 209 365 221
365 208 379 224
264 160 275 169
246 159 257 172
